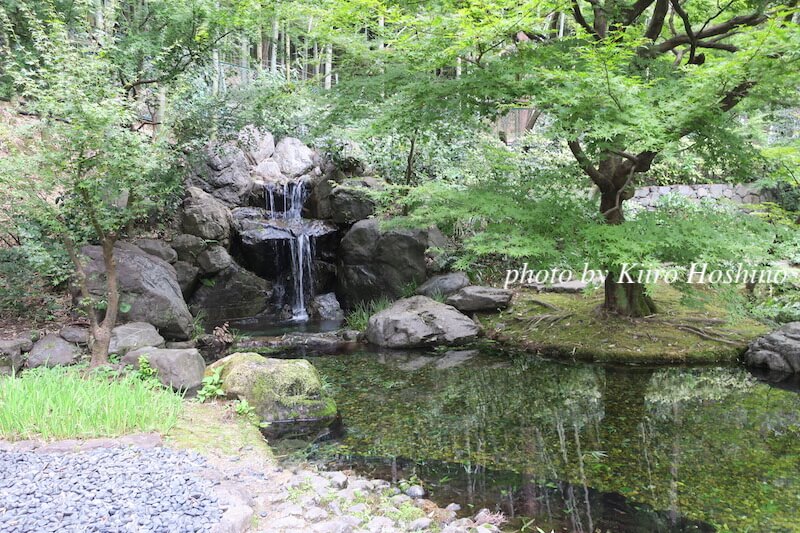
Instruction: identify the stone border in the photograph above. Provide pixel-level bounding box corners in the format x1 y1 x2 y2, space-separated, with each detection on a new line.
631 183 775 208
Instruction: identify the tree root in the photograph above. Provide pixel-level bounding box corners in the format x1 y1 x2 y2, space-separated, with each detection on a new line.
529 299 561 311
523 313 573 329
674 324 743 346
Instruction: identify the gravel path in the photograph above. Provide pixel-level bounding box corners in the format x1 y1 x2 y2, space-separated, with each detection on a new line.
0 446 223 533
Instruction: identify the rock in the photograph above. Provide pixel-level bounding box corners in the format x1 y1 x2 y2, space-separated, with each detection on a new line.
59 325 90 344
132 239 178 264
744 322 800 374
206 353 337 438
445 503 461 512
171 234 208 263
273 137 315 178
238 125 275 163
0 342 24 376
405 485 426 498
174 260 201 297
366 516 395 532
109 322 165 355
329 177 383 225
166 340 196 349
445 286 512 312
182 187 232 242
435 349 479 369
336 219 429 308
77 243 193 340
27 334 80 368
409 518 433 531
309 293 345 321
122 347 206 392
197 246 233 275
253 159 282 181
366 296 480 348
327 472 348 489
533 279 591 293
188 264 272 324
416 273 470 298
211 504 254 533
0 334 34 354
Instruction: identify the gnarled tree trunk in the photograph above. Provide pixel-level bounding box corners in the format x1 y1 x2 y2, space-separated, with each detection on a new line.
570 142 658 317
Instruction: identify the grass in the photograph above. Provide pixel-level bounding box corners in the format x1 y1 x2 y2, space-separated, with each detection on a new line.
345 297 392 331
480 284 770 364
0 366 183 441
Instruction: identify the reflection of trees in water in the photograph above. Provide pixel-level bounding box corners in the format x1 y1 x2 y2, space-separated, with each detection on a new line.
317 354 800 530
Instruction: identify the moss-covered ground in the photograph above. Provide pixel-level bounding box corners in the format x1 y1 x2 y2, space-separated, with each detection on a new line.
479 284 769 364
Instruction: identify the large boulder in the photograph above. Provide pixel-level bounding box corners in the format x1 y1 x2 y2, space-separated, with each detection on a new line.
27 334 80 368
446 286 513 312
366 296 481 348
122 347 206 392
188 264 272 324
206 353 337 438
744 323 800 374
109 322 165 355
416 272 470 298
329 177 383 225
336 219 432 308
77 243 194 340
181 187 232 242
237 125 275 163
60 325 89 344
273 137 315 178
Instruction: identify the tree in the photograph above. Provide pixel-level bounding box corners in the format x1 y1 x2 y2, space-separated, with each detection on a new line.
0 17 179 366
311 0 800 316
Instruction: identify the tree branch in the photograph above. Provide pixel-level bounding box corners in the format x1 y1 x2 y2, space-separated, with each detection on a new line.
644 0 669 41
568 139 607 186
571 0 597 37
650 12 766 55
624 0 657 26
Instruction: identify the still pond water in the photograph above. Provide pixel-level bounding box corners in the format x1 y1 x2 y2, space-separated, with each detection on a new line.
299 349 800 532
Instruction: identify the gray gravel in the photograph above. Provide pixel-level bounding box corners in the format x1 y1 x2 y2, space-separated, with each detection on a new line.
0 446 223 533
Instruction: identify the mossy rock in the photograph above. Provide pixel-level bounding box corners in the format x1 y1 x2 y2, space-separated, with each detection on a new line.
207 352 337 438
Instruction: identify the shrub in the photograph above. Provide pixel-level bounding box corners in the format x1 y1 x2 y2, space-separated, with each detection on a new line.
0 366 183 440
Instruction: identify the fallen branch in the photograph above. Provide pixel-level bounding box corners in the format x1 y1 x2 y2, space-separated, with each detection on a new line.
675 325 742 346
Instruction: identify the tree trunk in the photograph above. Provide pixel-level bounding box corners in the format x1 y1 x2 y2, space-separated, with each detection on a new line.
91 236 120 367
270 18 279 74
324 44 333 89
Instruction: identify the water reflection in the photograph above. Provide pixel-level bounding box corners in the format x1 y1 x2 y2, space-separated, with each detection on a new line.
307 351 800 532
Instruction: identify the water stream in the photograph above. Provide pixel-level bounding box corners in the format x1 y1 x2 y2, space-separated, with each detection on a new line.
265 180 314 320
297 349 800 532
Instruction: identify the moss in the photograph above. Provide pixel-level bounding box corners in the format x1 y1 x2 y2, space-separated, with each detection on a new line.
479 284 769 364
165 401 273 460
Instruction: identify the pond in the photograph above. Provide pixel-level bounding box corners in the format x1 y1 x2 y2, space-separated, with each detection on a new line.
299 349 800 532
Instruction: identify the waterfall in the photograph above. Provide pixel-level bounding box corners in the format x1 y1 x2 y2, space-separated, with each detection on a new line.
265 180 314 320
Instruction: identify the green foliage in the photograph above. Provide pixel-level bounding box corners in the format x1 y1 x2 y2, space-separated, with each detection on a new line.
345 297 392 331
135 356 159 382
196 367 225 403
0 247 63 322
0 366 182 440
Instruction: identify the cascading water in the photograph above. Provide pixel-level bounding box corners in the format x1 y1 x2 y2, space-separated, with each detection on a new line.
264 180 315 320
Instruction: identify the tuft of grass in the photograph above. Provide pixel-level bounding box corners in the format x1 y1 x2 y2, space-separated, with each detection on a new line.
0 366 183 441
345 297 392 331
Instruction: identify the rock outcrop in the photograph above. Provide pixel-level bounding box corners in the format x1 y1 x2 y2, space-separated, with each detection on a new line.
744 322 800 374
366 296 481 348
77 243 194 340
206 352 337 438
188 264 272 324
181 187 232 243
337 220 436 308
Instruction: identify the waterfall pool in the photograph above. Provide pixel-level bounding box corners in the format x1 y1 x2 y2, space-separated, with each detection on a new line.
293 349 800 532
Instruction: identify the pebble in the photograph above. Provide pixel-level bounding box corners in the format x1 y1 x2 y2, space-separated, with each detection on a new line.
0 447 222 532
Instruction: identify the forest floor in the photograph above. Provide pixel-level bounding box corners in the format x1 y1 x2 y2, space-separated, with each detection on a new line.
480 284 768 364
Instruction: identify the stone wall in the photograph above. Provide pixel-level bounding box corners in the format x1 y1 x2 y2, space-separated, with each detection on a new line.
631 183 776 208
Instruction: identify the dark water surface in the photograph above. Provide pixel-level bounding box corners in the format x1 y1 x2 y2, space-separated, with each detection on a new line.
302 350 800 532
